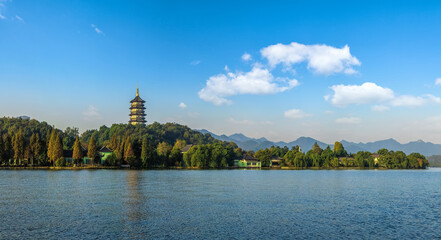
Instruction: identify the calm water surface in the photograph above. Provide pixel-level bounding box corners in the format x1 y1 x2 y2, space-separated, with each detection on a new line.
1 169 441 239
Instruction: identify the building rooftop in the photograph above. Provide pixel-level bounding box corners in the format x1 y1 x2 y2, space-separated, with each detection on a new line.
242 155 259 161
181 145 193 153
99 146 112 153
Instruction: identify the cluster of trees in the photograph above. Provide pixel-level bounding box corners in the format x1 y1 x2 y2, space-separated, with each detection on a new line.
252 141 429 169
0 117 242 168
0 117 430 169
183 144 240 168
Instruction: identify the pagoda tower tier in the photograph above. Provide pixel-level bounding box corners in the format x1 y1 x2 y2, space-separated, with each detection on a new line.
129 86 147 126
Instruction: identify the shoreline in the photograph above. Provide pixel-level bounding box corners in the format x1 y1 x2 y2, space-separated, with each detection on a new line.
0 166 432 170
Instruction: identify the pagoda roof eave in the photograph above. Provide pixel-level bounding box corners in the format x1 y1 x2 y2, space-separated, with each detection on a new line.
130 96 146 103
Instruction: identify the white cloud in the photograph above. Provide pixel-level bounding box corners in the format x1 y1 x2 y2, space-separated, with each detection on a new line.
199 66 299 105
91 24 104 35
371 105 390 112
328 82 394 106
82 105 101 120
335 117 361 124
327 82 441 108
284 109 311 120
260 42 360 75
179 102 187 109
242 53 252 61
0 14 5 20
227 117 255 125
435 78 441 86
390 95 425 107
324 110 334 114
390 94 441 107
425 94 441 103
15 15 23 22
190 60 200 66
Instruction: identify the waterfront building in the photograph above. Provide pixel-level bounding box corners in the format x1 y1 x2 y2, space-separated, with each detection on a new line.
129 85 147 126
270 156 282 167
63 146 113 165
99 147 113 164
181 145 193 154
370 154 381 165
237 155 261 168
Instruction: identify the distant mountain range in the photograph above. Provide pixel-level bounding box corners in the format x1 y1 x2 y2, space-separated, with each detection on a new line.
196 129 441 156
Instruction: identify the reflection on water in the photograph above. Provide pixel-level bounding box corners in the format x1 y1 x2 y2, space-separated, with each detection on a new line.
0 169 441 239
124 170 148 239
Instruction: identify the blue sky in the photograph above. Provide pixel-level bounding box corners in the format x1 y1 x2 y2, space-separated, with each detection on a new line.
2 0 441 144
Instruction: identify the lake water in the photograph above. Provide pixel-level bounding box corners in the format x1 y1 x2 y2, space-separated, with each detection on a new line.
1 169 441 239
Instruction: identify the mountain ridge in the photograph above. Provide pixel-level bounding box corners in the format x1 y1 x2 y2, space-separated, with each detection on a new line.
196 129 441 156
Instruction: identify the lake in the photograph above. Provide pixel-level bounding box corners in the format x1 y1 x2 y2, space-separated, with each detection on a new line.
1 169 440 239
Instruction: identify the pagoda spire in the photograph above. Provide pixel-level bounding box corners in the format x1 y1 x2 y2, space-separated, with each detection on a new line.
129 85 146 126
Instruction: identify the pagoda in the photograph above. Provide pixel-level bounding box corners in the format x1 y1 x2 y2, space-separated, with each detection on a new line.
129 85 146 125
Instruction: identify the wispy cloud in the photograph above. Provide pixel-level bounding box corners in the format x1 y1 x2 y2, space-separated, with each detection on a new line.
91 24 104 35
371 105 389 112
435 78 441 86
390 94 441 107
0 0 5 20
335 117 361 124
179 102 187 109
327 82 441 108
15 15 23 22
190 60 201 66
284 109 311 120
242 53 252 61
227 117 255 125
82 105 101 120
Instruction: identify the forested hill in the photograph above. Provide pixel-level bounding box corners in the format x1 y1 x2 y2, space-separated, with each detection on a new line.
0 117 236 152
0 117 242 168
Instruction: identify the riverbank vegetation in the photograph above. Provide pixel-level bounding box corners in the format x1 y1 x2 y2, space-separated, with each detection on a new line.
0 117 429 169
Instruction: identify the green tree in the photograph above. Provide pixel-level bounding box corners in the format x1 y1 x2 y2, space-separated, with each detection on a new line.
13 128 25 164
333 141 346 157
141 137 150 167
157 142 172 166
124 139 136 164
63 127 79 150
312 142 323 155
331 157 339 168
3 135 12 164
55 157 66 167
29 133 42 165
0 135 5 165
88 133 97 164
72 136 83 165
47 127 57 164
52 133 64 166
169 140 186 166
109 135 118 150
255 148 272 167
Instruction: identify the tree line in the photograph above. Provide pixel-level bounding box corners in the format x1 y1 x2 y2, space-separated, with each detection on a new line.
0 117 242 168
252 142 429 169
0 117 429 169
